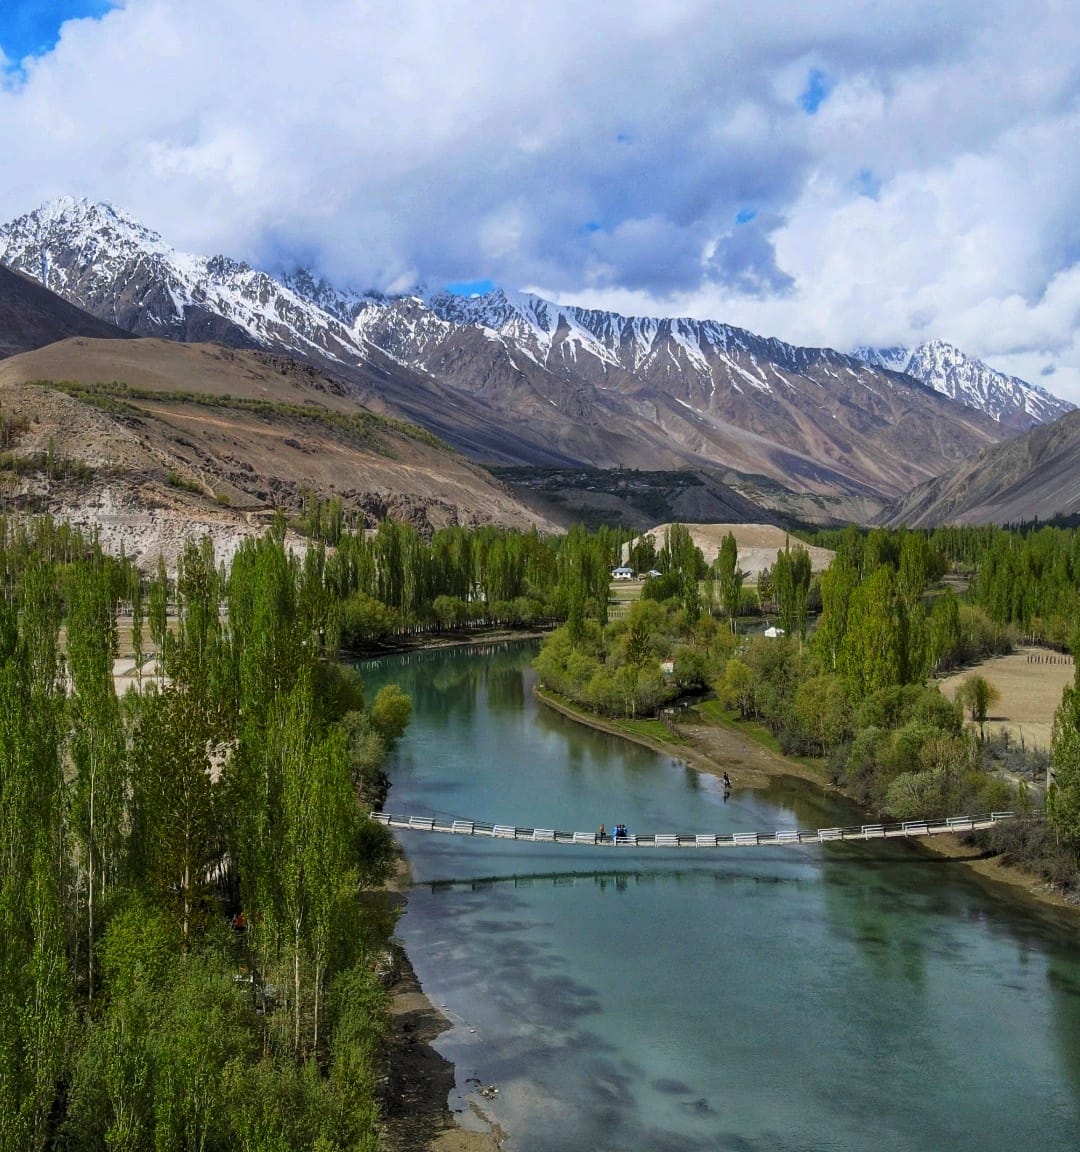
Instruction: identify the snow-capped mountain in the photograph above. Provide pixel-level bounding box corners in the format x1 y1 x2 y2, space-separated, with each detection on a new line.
852 341 1073 431
0 196 372 362
0 197 1014 505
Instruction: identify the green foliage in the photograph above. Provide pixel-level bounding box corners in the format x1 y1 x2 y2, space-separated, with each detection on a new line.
772 542 811 637
534 602 681 720
793 673 852 756
839 565 910 691
0 519 408 1146
712 531 744 632
340 591 400 646
1049 668 1080 848
368 684 412 747
955 674 1000 740
166 468 204 494
717 658 754 718
627 532 658 574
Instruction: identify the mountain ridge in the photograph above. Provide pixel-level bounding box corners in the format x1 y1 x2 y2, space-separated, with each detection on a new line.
881 407 1080 527
852 340 1072 431
0 260 131 358
0 197 1024 516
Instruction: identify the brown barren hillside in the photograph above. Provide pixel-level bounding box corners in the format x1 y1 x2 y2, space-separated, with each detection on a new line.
0 264 130 358
631 522 834 577
881 407 1080 526
0 337 557 568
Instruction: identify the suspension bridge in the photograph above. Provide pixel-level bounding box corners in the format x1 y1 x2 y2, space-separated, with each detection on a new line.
369 810 1016 848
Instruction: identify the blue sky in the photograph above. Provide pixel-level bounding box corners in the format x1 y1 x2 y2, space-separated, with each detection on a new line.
0 1 116 64
0 0 1079 401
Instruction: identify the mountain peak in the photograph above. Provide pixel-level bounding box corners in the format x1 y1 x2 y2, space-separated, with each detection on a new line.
29 196 167 249
0 199 372 358
852 340 1073 430
0 196 1064 509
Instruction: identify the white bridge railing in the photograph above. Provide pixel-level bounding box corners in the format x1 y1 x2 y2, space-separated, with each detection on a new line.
369 810 1016 847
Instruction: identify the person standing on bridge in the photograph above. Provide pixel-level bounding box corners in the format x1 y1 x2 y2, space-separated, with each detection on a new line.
599 823 606 841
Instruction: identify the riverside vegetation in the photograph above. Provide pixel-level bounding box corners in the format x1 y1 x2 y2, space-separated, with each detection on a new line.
534 522 1080 898
5 508 1080 1150
0 516 412 1152
0 512 637 1151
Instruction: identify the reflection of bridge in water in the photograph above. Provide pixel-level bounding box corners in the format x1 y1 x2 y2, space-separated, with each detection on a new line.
371 810 1016 848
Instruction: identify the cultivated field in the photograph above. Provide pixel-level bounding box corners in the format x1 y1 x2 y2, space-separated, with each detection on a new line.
940 647 1075 750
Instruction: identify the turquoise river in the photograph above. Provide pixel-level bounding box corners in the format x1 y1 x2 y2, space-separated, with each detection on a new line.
361 640 1080 1152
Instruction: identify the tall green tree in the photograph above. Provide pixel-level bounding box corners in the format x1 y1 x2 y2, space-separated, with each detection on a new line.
130 683 221 945
66 559 126 1001
1049 657 1080 847
773 543 812 637
815 553 858 670
0 567 70 1151
955 674 1000 741
839 565 908 693
713 532 743 633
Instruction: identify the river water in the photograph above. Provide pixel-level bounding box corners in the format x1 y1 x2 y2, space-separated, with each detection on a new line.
361 640 1080 1152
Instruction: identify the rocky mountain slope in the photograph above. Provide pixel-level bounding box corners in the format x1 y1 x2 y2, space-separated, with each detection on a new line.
880 407 1080 526
0 262 129 358
0 198 1015 520
852 341 1073 431
0 337 559 567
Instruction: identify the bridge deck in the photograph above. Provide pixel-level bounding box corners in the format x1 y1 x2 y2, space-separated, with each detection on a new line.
370 811 1015 847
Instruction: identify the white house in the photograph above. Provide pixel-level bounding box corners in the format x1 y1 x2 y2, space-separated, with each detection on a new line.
611 566 635 580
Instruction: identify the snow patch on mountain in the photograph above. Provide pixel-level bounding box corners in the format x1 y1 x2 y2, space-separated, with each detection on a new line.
2 197 1071 443
852 340 1074 428
0 198 372 363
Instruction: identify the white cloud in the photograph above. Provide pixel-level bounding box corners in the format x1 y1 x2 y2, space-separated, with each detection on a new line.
1 0 1079 400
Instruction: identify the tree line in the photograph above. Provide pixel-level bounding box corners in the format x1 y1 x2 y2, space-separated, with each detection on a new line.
0 516 410 1151
536 523 1080 871
811 523 1080 649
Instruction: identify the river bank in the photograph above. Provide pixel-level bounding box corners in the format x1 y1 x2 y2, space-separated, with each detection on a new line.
536 686 1079 914
379 855 506 1152
346 627 550 662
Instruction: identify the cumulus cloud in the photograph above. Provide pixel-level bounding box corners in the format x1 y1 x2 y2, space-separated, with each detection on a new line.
0 0 1079 399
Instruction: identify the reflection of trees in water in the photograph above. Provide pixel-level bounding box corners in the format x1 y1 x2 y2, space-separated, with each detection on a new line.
761 776 859 830
819 849 930 989
360 640 536 724
425 866 796 893
485 662 526 712
1048 951 1080 1103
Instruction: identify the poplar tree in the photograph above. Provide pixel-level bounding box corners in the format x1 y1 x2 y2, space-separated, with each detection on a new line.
67 559 126 1001
1049 655 1080 848
148 555 169 678
0 568 69 1149
816 552 858 670
713 531 743 633
130 683 221 945
839 565 908 692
